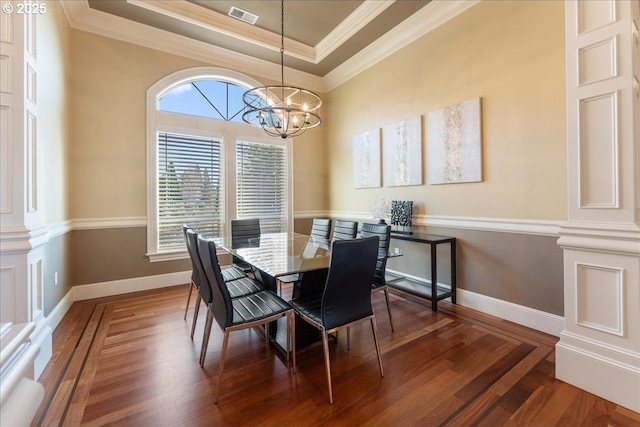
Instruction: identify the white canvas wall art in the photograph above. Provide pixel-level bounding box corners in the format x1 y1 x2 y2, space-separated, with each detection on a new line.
353 128 381 188
383 116 423 186
427 97 482 184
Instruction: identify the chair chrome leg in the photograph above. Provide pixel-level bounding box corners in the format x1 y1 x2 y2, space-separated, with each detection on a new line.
191 294 202 339
322 331 333 404
370 316 384 378
215 331 230 404
383 288 394 332
184 281 194 320
199 307 214 366
347 326 350 351
290 313 296 374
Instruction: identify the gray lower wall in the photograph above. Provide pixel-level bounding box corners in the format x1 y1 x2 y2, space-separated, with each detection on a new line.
296 218 564 316
72 227 191 286
386 226 563 316
43 233 73 317
41 220 563 318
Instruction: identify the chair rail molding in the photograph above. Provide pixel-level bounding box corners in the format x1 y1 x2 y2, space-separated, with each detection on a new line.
557 0 640 413
326 211 561 237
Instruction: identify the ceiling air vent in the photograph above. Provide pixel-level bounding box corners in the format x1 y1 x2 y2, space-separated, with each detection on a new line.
228 6 258 25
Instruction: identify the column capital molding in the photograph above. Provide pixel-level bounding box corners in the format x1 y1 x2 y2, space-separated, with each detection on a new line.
557 221 640 255
0 224 48 254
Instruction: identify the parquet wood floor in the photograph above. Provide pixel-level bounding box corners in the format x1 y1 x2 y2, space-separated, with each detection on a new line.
32 285 639 426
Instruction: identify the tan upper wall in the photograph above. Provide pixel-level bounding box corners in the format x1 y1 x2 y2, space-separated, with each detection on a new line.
40 1 71 224
69 31 204 219
325 0 567 220
68 30 328 219
68 0 565 222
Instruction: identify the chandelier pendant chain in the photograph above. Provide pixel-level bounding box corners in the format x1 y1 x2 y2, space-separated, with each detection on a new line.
280 0 284 88
241 0 322 138
280 0 285 104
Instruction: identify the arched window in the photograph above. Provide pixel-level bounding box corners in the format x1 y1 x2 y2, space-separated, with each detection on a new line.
146 67 293 261
159 79 247 122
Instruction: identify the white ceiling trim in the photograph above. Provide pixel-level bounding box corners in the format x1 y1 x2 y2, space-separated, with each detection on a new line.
127 0 316 62
127 0 395 65
60 0 325 91
323 0 481 91
315 0 395 63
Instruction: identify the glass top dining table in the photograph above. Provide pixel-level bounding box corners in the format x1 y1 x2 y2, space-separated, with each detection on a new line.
218 232 332 278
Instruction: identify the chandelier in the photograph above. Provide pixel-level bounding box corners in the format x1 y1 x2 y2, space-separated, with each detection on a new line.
242 0 322 139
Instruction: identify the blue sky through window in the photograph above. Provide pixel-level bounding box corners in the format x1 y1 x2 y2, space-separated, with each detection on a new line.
159 80 247 123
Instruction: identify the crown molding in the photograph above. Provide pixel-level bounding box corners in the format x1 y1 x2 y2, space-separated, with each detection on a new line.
309 0 396 63
60 1 479 92
324 0 481 91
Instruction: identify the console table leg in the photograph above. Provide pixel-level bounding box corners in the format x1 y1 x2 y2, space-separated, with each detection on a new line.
451 241 457 304
431 244 438 312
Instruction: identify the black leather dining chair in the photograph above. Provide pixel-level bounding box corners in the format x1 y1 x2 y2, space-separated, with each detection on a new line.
184 227 265 339
361 222 394 331
277 218 333 295
310 218 332 239
230 218 261 274
290 236 384 404
182 224 202 323
360 223 393 332
196 234 296 403
330 220 358 242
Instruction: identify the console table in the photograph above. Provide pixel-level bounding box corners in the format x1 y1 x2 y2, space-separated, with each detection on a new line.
387 232 457 312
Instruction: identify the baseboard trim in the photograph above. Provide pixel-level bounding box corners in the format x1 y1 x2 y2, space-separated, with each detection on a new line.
73 271 191 301
46 290 75 332
386 269 563 337
59 270 563 339
457 288 564 337
41 271 191 379
556 338 640 412
30 318 52 380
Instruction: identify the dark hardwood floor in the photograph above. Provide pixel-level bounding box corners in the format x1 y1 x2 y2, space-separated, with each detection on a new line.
32 284 639 426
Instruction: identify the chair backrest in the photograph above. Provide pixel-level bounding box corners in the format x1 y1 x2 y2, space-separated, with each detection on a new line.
360 222 392 286
331 220 358 243
231 218 261 246
310 218 332 239
183 225 200 287
197 234 233 329
321 236 379 330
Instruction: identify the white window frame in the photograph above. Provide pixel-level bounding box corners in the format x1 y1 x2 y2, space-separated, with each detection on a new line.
146 67 293 261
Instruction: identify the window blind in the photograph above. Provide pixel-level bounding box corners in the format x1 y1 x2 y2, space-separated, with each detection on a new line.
158 132 224 250
236 141 287 233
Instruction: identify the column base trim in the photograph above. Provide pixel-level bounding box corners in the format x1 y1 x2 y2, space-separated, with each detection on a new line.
556 337 640 412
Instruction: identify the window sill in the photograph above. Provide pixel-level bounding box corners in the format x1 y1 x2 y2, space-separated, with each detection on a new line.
147 251 188 262
147 248 230 263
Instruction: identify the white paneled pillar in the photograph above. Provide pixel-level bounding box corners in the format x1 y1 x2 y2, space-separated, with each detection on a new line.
557 0 640 412
0 2 51 379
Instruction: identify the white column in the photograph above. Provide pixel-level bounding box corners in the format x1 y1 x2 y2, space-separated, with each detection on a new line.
0 1 51 379
557 0 640 412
